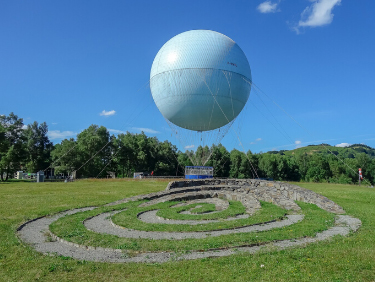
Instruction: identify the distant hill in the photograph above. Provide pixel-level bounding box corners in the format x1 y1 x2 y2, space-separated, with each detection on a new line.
266 144 375 159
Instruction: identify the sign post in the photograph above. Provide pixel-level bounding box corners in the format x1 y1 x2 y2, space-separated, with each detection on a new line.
359 168 363 186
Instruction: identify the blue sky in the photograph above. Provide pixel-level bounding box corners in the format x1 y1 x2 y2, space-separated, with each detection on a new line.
1 0 374 153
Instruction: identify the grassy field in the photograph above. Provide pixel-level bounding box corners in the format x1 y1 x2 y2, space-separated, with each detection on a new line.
0 179 374 281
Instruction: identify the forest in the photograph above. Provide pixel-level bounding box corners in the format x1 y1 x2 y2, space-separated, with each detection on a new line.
1 112 374 184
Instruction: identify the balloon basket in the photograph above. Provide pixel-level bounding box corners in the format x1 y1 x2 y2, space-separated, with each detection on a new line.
185 166 213 179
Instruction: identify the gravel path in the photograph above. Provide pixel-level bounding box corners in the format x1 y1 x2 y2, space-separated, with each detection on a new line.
137 209 249 225
84 211 302 239
17 208 361 263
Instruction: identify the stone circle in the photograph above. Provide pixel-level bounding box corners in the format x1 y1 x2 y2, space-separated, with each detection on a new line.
17 179 361 263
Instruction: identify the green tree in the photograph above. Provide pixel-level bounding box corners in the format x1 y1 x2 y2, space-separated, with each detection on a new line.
154 140 179 176
51 138 79 176
114 132 137 177
206 144 230 177
229 149 247 178
75 125 111 178
286 156 300 181
275 155 289 180
355 153 373 184
0 123 6 158
0 113 26 181
24 121 53 172
133 132 157 172
246 151 261 179
192 145 211 166
177 151 193 171
305 154 331 182
258 154 278 180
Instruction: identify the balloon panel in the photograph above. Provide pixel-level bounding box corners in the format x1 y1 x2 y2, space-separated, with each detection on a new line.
150 69 250 131
150 30 251 79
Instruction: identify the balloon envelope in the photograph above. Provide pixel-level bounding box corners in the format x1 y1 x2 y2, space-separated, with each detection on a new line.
150 30 251 131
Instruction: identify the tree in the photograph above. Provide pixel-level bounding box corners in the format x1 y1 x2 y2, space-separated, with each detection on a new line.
286 156 300 181
296 153 310 181
193 145 211 167
0 123 6 158
355 153 374 184
275 155 289 181
51 138 79 176
305 155 331 182
246 151 261 179
114 132 137 177
133 132 157 172
177 151 193 172
229 149 245 178
206 144 230 177
258 154 278 180
75 125 111 178
154 140 179 176
24 121 53 172
0 113 26 181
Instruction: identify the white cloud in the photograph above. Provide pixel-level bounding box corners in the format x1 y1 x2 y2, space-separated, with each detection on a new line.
22 125 27 130
257 1 279 13
295 0 341 33
100 110 116 116
250 138 262 145
185 145 195 149
295 140 302 148
52 122 58 125
335 142 351 147
131 127 160 134
48 130 76 140
108 128 127 134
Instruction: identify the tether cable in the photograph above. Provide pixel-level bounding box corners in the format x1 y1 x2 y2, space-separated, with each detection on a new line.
247 80 372 186
199 69 259 179
65 79 152 178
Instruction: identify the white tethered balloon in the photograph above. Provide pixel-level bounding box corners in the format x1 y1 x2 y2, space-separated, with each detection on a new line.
150 30 252 132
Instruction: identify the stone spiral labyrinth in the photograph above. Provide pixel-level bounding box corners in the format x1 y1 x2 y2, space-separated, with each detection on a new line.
17 180 361 263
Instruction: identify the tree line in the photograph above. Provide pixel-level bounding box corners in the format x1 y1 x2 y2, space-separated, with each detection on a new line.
1 112 374 184
0 113 52 181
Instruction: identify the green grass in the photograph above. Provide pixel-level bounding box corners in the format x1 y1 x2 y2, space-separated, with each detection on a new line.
187 203 217 214
110 200 286 232
156 200 246 220
50 200 333 253
49 199 287 242
0 179 374 281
